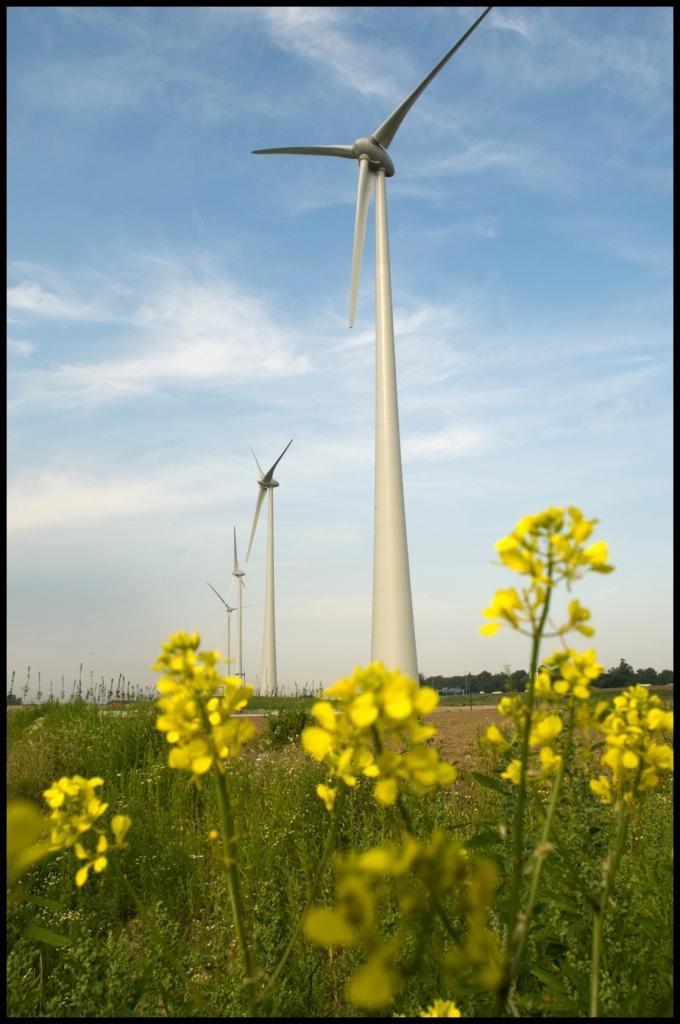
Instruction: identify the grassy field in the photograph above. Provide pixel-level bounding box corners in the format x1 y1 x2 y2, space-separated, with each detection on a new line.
7 695 674 1018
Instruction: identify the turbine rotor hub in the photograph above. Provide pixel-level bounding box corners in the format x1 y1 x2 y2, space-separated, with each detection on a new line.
353 137 395 177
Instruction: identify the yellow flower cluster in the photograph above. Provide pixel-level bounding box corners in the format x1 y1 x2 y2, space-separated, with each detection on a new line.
154 630 255 780
485 648 605 783
301 663 456 810
498 506 613 582
480 505 613 637
304 831 502 1009
419 999 461 1017
589 684 673 804
535 648 603 702
41 775 131 887
485 699 566 785
43 775 108 848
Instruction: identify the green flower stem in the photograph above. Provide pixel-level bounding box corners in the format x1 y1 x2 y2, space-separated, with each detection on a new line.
257 805 338 1006
506 557 554 956
508 699 577 985
394 792 459 943
533 802 599 911
212 762 258 1016
114 866 212 1015
589 776 640 1017
372 719 460 945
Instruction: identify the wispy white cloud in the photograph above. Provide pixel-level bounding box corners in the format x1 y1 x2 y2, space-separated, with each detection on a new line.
419 139 570 191
258 7 410 101
8 337 36 357
7 471 204 532
7 281 110 321
17 8 288 121
482 6 671 105
403 426 488 461
489 10 533 40
8 259 312 408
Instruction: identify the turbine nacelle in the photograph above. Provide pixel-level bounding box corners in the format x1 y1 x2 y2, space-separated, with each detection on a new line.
252 7 492 328
353 138 394 177
246 440 293 561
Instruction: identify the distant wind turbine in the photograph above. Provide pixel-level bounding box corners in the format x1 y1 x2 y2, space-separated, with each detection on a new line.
252 7 493 682
207 573 255 684
246 440 293 696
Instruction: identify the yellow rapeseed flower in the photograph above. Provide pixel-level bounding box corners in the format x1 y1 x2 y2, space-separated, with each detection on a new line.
589 685 673 804
301 663 456 811
74 833 108 887
529 713 563 746
419 999 462 1017
481 506 614 641
484 724 509 751
42 776 108 849
40 776 131 888
154 631 255 780
500 759 522 785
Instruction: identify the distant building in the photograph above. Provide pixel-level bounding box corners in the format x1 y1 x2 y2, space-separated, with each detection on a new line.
7 694 22 705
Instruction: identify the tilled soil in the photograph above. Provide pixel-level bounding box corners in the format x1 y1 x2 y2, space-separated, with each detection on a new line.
428 705 503 770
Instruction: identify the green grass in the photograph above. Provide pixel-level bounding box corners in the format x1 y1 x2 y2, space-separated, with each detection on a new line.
437 686 673 708
6 699 673 1017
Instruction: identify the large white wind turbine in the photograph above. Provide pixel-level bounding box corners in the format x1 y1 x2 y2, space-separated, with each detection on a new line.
207 527 251 682
253 8 493 683
246 440 293 696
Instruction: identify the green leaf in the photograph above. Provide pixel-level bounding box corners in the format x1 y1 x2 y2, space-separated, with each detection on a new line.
24 923 71 947
471 771 510 795
530 965 567 995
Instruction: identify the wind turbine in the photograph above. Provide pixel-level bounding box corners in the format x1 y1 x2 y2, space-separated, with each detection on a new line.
246 440 293 696
252 8 493 683
208 528 253 682
206 581 255 675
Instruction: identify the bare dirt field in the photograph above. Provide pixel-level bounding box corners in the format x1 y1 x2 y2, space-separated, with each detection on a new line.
429 705 502 768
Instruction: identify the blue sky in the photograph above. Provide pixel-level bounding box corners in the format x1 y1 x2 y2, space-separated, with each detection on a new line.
7 7 673 696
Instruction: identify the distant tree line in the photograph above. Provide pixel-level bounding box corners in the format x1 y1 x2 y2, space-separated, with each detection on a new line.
422 659 673 694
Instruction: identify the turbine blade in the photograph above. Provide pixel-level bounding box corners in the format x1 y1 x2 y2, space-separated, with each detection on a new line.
246 485 267 561
233 526 240 572
349 159 373 328
371 6 493 150
263 438 293 483
249 444 264 479
207 582 229 609
252 145 356 159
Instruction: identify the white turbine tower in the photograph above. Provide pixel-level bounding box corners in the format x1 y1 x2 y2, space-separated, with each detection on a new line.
207 582 238 675
207 527 252 682
231 526 246 682
246 440 293 696
253 7 493 683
